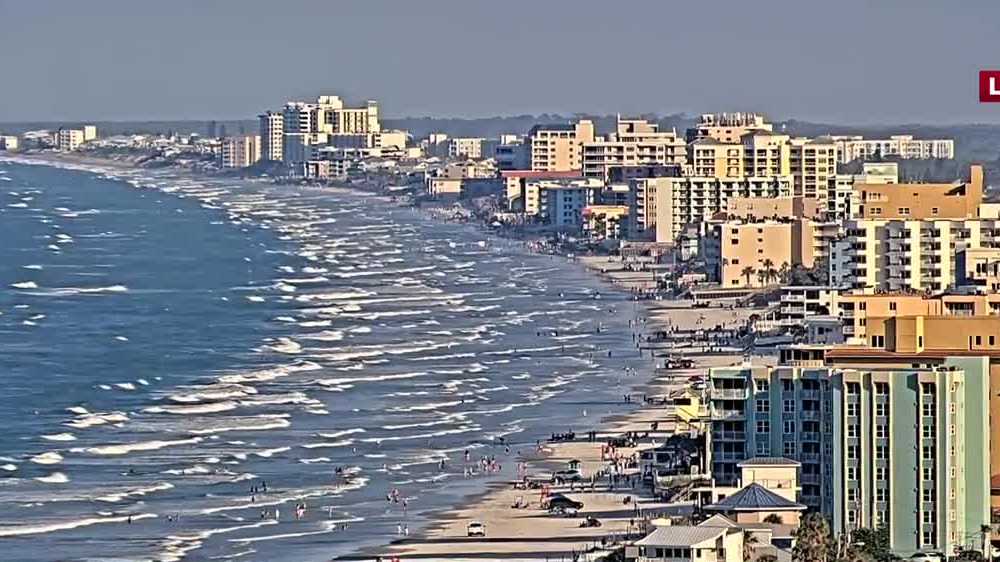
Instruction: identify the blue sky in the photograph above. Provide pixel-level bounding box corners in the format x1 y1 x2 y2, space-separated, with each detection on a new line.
2 0 1000 124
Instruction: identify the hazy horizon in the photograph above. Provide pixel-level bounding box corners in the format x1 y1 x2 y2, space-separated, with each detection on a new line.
3 0 1000 125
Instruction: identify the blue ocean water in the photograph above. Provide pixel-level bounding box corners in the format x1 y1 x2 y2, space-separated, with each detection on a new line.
0 160 649 561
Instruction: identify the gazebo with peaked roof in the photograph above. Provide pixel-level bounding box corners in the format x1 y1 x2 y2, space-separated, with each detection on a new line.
704 482 806 525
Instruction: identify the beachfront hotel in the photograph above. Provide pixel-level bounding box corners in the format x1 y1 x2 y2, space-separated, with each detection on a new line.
582 118 686 182
528 119 595 172
220 135 262 169
258 111 284 162
828 166 999 292
708 339 991 555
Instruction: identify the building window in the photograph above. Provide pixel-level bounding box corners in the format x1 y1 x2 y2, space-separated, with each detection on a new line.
922 446 934 460
783 420 795 435
876 488 887 502
889 302 897 311
847 402 859 417
923 488 934 502
756 380 769 393
783 399 795 413
922 425 935 439
876 445 888 459
784 441 796 456
756 399 770 412
876 466 887 480
875 425 887 439
756 420 770 434
923 466 934 481
757 441 770 455
922 531 935 548
922 401 935 417
847 425 858 438
847 466 857 480
923 510 935 524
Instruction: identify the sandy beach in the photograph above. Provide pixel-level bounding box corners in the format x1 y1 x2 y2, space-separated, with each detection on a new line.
345 255 761 561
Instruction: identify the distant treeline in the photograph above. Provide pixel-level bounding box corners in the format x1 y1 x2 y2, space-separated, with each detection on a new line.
3 114 999 167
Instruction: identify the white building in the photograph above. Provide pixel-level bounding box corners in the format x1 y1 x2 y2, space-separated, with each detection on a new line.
56 128 85 151
448 137 484 159
221 135 262 169
831 135 955 163
0 135 18 151
258 111 284 162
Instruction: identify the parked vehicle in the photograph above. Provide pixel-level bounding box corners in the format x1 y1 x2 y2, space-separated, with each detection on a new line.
466 521 486 537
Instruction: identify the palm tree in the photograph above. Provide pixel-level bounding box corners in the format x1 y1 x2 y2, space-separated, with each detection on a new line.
779 261 791 283
741 266 755 287
793 513 835 562
763 513 783 524
757 269 767 287
762 258 776 285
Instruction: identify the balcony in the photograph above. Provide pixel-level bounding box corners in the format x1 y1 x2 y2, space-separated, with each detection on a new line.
711 388 749 400
801 390 821 399
801 431 821 442
713 450 746 461
802 473 821 485
711 407 746 420
714 431 747 441
800 410 821 420
801 452 821 461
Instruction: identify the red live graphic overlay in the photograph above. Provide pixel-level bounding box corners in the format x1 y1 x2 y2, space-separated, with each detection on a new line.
981 70 1000 102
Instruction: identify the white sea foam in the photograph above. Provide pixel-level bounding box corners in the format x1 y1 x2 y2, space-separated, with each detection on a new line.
0 464 16 472
0 512 155 538
41 433 76 442
265 337 302 354
84 437 203 456
11 281 38 289
34 472 70 484
96 482 174 502
65 411 128 429
189 416 290 435
30 452 64 465
145 401 238 415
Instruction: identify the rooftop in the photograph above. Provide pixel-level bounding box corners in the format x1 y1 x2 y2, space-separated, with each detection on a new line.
635 525 728 547
737 457 800 468
705 483 806 512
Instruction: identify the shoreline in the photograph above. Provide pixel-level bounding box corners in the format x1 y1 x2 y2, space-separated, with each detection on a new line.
1 153 757 561
343 256 757 561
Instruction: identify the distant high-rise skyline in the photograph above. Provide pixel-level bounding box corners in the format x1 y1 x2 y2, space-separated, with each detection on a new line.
2 0 1000 124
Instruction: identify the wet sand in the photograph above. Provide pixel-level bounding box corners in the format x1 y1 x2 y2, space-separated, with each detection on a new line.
346 256 757 561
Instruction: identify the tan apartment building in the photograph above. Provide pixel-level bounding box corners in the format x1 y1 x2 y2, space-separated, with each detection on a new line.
221 135 262 169
830 166 993 292
0 135 18 151
258 111 284 162
703 219 824 288
82 125 97 142
689 128 838 203
653 175 794 243
582 118 685 181
685 112 773 143
836 292 1000 344
855 165 983 220
528 119 594 172
724 196 823 221
789 137 837 199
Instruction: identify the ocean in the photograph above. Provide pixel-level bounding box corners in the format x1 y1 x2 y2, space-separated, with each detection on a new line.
0 159 649 561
